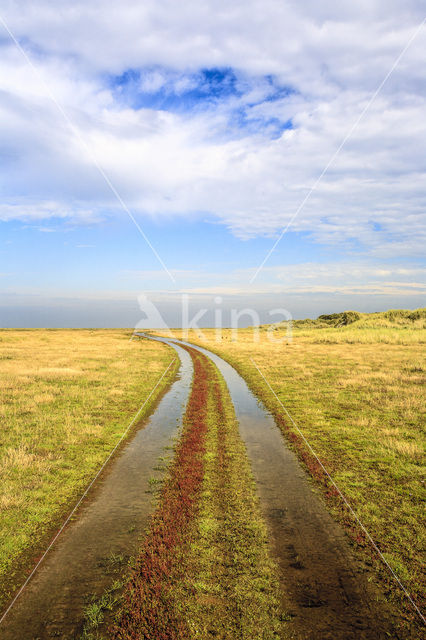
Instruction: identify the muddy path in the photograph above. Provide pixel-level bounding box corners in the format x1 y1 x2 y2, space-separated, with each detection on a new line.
0 343 193 640
146 335 398 640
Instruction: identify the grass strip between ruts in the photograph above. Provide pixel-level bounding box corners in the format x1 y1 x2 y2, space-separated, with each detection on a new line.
111 345 284 640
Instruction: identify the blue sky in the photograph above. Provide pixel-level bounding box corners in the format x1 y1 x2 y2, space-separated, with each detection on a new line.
0 1 425 327
111 67 293 139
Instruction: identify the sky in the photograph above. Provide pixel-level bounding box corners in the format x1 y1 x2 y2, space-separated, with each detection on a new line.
0 0 425 327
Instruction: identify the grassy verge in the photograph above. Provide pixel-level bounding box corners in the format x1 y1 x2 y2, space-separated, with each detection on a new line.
0 329 178 605
162 311 425 632
110 345 284 640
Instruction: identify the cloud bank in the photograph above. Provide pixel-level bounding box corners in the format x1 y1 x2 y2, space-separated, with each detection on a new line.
0 0 425 261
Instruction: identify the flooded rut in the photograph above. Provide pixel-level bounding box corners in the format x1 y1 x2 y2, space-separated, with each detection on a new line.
1 343 192 640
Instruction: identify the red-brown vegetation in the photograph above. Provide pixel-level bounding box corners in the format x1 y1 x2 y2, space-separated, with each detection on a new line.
112 348 209 640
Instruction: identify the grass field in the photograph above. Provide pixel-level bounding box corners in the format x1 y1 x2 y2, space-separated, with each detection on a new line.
163 309 425 628
0 329 177 604
1 312 424 635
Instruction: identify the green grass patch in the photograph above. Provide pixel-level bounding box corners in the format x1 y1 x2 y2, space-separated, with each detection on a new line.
185 355 283 639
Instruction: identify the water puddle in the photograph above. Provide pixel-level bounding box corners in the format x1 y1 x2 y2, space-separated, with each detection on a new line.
1 343 192 640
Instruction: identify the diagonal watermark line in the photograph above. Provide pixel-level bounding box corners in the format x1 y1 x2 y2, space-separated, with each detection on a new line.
250 17 426 283
250 357 425 625
0 356 176 626
0 14 176 284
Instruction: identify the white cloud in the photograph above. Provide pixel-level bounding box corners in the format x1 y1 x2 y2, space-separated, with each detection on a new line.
0 1 425 258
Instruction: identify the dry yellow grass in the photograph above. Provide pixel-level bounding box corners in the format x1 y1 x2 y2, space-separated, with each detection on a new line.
0 329 176 601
